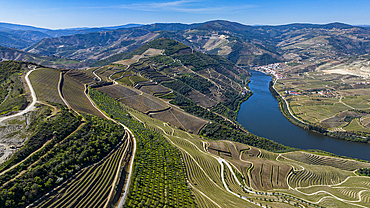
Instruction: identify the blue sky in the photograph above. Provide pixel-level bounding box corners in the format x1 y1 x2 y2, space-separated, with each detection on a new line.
0 0 369 29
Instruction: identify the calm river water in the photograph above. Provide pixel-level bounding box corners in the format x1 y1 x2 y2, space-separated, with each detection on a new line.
237 70 370 161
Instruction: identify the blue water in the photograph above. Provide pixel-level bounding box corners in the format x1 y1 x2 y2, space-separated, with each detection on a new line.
237 70 370 161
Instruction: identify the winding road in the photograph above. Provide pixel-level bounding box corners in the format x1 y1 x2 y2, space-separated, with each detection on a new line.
272 77 307 125
0 68 37 123
87 68 137 208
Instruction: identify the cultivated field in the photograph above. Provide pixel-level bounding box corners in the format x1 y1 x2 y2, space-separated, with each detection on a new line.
150 108 208 134
187 89 218 108
94 65 126 82
95 84 169 113
89 89 197 208
97 84 139 98
62 73 103 117
283 151 370 171
29 68 64 104
275 62 370 133
65 69 96 85
114 48 162 65
106 94 370 208
110 69 133 80
207 141 291 191
31 132 132 208
139 84 171 96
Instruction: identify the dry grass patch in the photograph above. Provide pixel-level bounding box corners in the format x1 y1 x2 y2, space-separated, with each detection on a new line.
283 151 370 171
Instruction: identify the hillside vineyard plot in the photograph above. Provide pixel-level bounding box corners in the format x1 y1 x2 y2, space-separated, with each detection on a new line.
30 132 132 208
62 72 103 117
89 88 197 207
0 113 125 207
29 67 65 104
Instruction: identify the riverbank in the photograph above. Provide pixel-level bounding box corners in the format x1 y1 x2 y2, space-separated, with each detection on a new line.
237 70 370 161
269 76 370 144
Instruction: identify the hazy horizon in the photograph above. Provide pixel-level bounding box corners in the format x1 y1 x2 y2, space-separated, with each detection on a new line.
0 20 367 31
0 0 369 29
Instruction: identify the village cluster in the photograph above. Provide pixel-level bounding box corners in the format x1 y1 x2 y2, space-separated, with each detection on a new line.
252 63 284 79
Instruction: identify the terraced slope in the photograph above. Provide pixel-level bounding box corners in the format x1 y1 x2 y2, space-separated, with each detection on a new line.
89 88 197 207
29 67 64 104
30 132 132 208
62 70 102 117
95 84 208 133
283 151 370 171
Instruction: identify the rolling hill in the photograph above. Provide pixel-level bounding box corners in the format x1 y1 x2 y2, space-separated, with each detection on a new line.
0 22 142 49
20 20 370 68
0 46 87 68
0 35 370 208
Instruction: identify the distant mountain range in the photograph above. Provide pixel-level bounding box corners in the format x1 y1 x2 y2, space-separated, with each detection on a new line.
0 22 143 49
0 46 87 68
1 20 370 68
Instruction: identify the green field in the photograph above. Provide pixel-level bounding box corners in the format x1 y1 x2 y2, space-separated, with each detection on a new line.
88 87 370 208
343 118 370 133
130 75 148 84
31 132 132 208
29 68 65 104
89 89 197 207
116 76 133 86
276 70 370 135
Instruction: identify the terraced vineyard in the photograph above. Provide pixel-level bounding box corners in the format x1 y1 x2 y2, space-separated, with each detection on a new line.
150 108 208 134
113 104 328 207
283 151 370 171
288 165 353 188
93 65 125 82
90 84 370 207
0 112 125 207
96 84 208 133
30 132 132 208
139 84 171 96
2 38 370 208
96 84 168 113
62 72 103 117
89 88 197 207
28 67 65 104
207 141 291 191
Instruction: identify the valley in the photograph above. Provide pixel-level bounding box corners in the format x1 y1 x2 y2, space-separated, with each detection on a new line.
0 21 369 208
254 55 370 142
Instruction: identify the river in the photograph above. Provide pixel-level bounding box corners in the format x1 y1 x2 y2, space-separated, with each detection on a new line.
237 70 370 161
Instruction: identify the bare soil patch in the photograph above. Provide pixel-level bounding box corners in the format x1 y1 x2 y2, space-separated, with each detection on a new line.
63 74 102 117
150 108 208 134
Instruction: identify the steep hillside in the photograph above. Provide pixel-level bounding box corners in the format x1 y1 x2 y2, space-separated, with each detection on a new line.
0 46 86 68
22 20 370 67
100 39 250 129
0 22 143 49
168 21 370 65
26 28 159 63
0 31 49 49
1 37 370 208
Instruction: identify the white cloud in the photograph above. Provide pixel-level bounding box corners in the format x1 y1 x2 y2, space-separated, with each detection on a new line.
113 0 257 13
